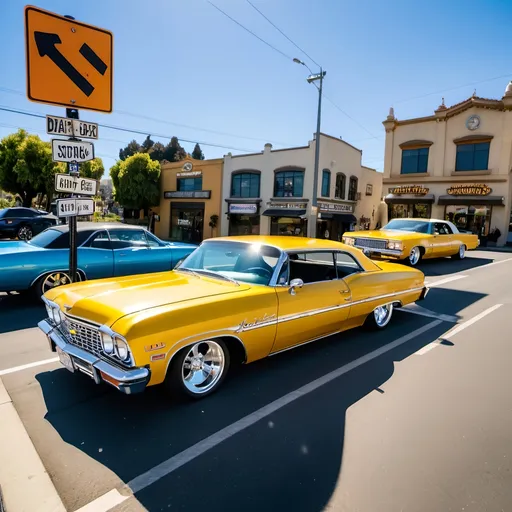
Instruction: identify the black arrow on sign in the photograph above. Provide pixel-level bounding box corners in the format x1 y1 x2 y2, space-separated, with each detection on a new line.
34 31 94 97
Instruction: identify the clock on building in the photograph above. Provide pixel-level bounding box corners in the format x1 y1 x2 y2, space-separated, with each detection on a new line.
466 115 481 131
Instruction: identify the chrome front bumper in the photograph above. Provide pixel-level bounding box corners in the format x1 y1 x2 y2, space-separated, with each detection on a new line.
354 245 403 258
38 319 150 394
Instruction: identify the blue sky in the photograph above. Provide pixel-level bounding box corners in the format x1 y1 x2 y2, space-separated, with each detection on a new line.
1 0 511 177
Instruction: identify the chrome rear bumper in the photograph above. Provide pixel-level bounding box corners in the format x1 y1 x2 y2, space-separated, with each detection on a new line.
418 286 429 301
38 319 150 394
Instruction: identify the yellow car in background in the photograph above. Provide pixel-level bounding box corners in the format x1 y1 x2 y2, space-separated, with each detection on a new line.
343 218 479 266
38 236 428 400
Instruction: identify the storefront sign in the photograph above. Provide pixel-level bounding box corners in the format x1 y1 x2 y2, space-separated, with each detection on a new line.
177 219 191 226
164 190 211 199
177 170 202 178
268 202 307 209
446 184 492 196
183 162 193 171
229 204 258 214
389 186 429 195
318 201 354 213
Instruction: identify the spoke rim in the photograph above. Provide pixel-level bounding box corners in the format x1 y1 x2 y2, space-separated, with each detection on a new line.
409 247 420 265
459 245 465 258
374 304 393 327
18 226 32 240
42 272 73 295
182 341 225 394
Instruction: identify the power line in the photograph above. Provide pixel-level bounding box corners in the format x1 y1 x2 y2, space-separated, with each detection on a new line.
245 0 320 67
207 1 293 61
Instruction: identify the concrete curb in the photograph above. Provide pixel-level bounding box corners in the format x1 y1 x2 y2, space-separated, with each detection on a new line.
0 377 66 512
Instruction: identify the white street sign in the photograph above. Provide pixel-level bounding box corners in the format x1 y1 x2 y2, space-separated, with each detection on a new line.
54 174 98 196
52 139 95 163
46 115 99 139
57 198 95 218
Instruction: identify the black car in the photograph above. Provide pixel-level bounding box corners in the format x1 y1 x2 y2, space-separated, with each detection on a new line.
0 207 58 240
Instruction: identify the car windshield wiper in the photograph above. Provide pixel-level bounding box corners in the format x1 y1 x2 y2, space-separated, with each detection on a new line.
193 269 239 285
175 268 201 278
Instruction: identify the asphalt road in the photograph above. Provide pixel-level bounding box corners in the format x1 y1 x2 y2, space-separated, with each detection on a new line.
0 250 511 512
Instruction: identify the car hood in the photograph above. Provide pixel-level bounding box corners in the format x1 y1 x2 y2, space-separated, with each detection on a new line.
46 271 250 327
345 229 422 240
0 240 43 255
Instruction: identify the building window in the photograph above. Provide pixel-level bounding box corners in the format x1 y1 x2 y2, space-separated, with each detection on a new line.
401 148 429 174
348 176 358 201
177 177 202 192
274 170 304 197
455 142 490 171
366 184 373 196
335 173 346 199
321 169 331 197
231 172 260 198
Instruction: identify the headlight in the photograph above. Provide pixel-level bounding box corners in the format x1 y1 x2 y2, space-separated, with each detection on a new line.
114 337 130 362
45 302 62 325
342 237 355 246
387 240 403 250
45 304 53 319
101 332 114 354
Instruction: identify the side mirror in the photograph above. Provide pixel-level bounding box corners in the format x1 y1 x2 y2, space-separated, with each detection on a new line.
289 278 304 295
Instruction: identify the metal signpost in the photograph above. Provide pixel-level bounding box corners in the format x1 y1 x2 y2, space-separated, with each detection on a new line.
25 5 113 283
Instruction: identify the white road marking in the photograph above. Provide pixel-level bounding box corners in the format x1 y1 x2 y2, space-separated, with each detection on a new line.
400 304 458 323
75 489 128 512
466 256 512 272
425 275 467 288
415 304 503 355
0 357 59 376
79 320 441 511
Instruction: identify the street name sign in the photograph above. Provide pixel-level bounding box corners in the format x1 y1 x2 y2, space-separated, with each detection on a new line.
57 198 94 218
25 5 113 112
46 115 98 139
54 174 98 195
51 139 94 163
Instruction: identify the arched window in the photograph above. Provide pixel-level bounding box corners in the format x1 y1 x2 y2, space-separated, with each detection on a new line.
274 170 304 197
231 172 260 198
335 173 346 199
321 169 331 197
348 176 358 201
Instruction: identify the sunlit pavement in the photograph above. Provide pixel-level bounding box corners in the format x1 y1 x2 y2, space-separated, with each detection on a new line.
1 250 511 512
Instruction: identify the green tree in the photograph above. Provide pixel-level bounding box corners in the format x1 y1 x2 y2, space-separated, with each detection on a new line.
114 153 160 210
109 160 122 200
191 143 205 160
119 140 142 160
0 129 60 207
80 157 104 181
141 135 154 153
148 142 165 162
163 136 187 162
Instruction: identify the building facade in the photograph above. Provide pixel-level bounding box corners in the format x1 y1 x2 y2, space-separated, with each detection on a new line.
221 133 383 240
156 157 223 243
383 83 512 246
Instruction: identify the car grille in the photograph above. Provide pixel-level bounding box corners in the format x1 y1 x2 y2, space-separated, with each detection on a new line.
60 317 102 357
354 238 387 250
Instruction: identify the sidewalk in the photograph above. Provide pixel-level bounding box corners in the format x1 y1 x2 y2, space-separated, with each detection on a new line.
0 377 65 512
478 245 512 253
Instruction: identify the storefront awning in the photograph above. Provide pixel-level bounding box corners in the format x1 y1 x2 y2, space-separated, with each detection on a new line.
437 195 505 206
384 193 435 205
320 213 357 223
262 208 307 218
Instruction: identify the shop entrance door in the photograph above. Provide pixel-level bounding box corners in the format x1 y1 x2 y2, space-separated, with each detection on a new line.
170 203 204 243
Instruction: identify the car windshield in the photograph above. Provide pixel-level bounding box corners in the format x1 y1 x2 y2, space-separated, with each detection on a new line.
382 219 431 234
27 228 62 247
177 240 281 285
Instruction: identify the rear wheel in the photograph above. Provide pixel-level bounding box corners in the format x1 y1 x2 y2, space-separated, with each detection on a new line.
17 225 33 241
365 303 394 330
452 244 466 260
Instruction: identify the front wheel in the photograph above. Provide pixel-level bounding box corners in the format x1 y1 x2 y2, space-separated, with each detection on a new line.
34 271 81 300
452 244 466 260
365 303 394 330
165 339 230 400
407 246 422 266
17 225 33 240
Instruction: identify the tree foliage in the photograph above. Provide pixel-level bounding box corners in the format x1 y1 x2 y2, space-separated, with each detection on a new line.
118 135 193 163
141 135 154 153
0 129 61 207
164 136 187 162
148 142 165 162
80 158 105 181
191 143 205 160
110 153 160 210
119 140 142 160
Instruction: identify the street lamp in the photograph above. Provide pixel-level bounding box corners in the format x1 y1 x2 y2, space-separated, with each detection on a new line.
294 57 326 238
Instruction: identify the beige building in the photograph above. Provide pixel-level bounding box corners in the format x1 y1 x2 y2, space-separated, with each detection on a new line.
382 83 512 246
156 157 223 243
221 133 383 241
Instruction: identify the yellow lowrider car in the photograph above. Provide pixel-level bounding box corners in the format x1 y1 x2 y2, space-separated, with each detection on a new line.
38 236 428 399
342 218 479 266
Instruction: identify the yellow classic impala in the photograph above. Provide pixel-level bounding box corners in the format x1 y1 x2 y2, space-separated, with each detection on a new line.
38 236 428 399
342 218 480 266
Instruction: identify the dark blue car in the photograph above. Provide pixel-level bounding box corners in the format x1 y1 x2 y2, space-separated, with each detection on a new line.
0 207 58 240
0 222 197 297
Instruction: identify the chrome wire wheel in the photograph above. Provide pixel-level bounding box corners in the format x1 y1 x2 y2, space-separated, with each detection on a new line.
182 341 226 395
17 225 33 240
409 246 421 266
373 304 393 328
41 271 73 295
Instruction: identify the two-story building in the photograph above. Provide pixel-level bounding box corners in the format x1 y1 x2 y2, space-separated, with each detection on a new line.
382 82 512 246
221 133 383 240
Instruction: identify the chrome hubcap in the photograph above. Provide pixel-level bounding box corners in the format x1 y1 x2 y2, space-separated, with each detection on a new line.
374 304 393 327
459 245 465 258
182 341 225 394
42 272 72 295
409 247 420 265
18 226 32 240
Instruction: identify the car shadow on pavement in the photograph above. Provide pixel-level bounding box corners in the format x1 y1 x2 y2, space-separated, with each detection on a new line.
0 292 45 334
35 289 484 512
416 255 495 277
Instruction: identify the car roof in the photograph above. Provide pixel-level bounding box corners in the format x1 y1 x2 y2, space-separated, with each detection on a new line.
392 218 446 223
50 222 147 233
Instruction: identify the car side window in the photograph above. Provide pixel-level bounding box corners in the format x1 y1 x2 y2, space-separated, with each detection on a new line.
288 252 337 284
335 252 363 278
442 223 453 235
434 222 450 235
108 229 149 250
86 230 112 250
